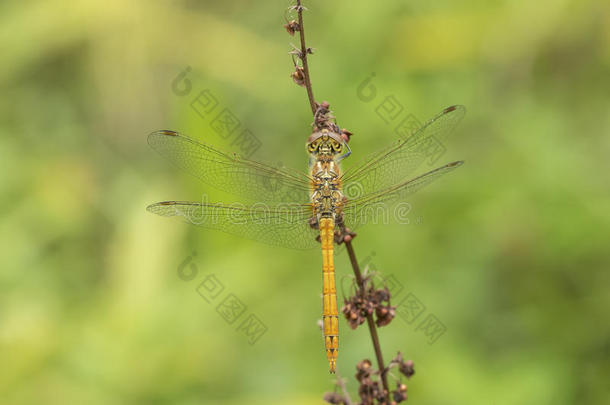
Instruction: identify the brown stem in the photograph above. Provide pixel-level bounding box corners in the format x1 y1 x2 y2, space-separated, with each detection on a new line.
296 0 317 115
345 240 390 396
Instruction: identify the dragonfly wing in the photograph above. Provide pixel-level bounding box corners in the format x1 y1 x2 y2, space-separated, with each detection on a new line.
147 201 319 250
340 105 465 199
341 161 463 228
148 130 311 203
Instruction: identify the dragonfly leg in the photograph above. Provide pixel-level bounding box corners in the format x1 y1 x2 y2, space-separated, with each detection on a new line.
309 216 320 230
337 141 351 161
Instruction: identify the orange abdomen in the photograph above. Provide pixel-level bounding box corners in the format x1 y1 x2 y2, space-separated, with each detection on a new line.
320 217 338 373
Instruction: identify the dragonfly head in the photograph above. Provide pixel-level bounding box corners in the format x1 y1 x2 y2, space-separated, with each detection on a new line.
307 129 344 158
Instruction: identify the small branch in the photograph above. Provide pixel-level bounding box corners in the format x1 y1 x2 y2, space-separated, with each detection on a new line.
296 0 317 115
345 240 390 396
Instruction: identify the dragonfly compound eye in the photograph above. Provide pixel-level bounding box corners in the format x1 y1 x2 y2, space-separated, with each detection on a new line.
307 139 320 153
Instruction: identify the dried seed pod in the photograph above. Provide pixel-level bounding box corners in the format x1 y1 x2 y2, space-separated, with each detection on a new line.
342 296 367 329
392 382 408 403
340 128 353 143
322 392 345 404
374 288 391 303
400 359 415 378
284 20 300 35
291 66 306 87
375 304 396 327
392 352 415 379
355 359 373 382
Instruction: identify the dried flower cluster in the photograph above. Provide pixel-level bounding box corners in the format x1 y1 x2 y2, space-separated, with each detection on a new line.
342 276 396 329
324 353 415 405
313 100 341 134
321 274 413 404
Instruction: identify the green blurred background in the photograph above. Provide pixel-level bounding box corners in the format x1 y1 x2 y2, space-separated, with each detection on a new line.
1 0 609 404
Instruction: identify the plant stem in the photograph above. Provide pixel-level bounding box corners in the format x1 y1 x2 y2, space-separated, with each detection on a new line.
345 240 390 396
296 0 317 115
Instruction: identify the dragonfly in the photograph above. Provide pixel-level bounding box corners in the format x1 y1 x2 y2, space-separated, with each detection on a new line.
147 104 465 373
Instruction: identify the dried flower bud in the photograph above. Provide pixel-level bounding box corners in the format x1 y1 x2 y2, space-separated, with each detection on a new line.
391 353 415 379
291 66 306 87
284 20 300 35
355 359 372 382
375 304 396 327
323 392 345 404
344 228 356 241
340 128 353 143
392 389 407 403
400 359 415 378
374 288 391 303
342 296 367 329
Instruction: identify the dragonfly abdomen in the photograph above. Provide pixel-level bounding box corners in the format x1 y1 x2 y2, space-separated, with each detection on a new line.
320 217 338 373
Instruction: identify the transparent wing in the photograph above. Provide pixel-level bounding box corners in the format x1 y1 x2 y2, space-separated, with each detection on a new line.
147 201 319 250
341 105 465 199
342 161 463 228
148 130 311 203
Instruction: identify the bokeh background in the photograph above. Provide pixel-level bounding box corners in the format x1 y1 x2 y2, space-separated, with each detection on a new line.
1 0 609 404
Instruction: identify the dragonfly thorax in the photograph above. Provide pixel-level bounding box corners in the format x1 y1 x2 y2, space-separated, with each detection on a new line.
309 147 345 221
